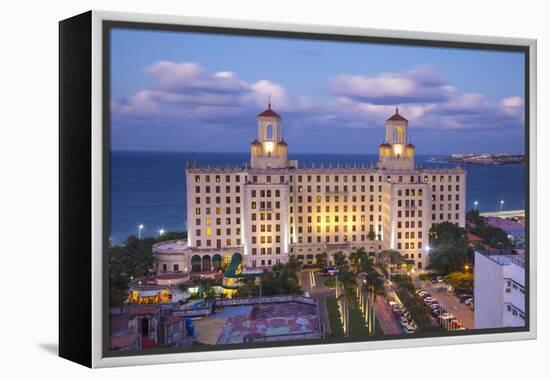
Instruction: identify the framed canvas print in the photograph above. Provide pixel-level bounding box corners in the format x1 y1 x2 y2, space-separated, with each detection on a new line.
59 10 537 368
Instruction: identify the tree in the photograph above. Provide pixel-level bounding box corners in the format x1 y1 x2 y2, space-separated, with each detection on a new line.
466 209 485 229
333 251 347 271
258 259 304 296
466 210 512 250
477 226 513 249
428 222 471 275
316 252 328 269
444 271 474 289
367 230 377 242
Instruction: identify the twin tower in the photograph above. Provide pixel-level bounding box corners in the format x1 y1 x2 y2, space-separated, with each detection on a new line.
250 103 415 170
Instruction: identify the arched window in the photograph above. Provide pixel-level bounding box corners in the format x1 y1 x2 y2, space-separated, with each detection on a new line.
266 124 273 140
393 127 403 144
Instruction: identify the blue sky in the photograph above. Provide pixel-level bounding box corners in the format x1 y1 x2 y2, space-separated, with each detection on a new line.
110 28 525 154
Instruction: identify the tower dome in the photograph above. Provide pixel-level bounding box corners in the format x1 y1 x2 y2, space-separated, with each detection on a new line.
405 143 415 158
379 142 392 158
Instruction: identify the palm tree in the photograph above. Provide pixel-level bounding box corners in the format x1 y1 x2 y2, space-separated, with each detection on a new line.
333 251 347 272
378 249 402 278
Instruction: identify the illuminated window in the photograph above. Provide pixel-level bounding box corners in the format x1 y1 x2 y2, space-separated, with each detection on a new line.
206 228 212 237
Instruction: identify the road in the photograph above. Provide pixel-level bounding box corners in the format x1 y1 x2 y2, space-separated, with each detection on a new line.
412 273 474 329
374 294 403 335
299 269 333 335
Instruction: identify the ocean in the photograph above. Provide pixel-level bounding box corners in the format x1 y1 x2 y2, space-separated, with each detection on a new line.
110 151 526 244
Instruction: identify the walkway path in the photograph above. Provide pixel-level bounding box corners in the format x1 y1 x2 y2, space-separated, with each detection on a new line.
300 269 333 336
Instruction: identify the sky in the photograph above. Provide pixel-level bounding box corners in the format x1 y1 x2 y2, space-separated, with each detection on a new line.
110 28 526 154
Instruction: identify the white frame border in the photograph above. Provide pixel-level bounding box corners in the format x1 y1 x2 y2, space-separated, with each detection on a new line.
90 10 537 368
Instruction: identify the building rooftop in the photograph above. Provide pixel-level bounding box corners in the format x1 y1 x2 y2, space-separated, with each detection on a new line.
257 103 281 118
482 252 525 269
387 108 408 122
129 305 161 316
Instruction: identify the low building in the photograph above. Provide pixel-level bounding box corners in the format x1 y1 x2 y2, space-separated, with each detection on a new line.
474 251 526 329
110 305 191 350
128 305 161 348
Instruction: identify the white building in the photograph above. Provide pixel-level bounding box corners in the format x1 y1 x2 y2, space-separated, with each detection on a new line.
474 251 526 329
153 104 466 275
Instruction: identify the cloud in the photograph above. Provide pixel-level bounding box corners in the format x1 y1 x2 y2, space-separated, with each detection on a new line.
328 65 455 105
112 62 524 142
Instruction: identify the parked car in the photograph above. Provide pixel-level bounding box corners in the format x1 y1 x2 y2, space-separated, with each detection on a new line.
430 303 440 310
437 276 444 283
391 304 402 313
399 316 409 326
458 294 473 303
431 277 438 284
403 324 415 334
464 298 474 306
323 266 338 276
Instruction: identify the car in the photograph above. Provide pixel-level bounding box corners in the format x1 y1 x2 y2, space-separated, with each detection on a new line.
437 276 444 283
430 303 440 310
417 290 429 297
403 324 415 334
464 298 474 306
431 277 438 284
399 316 409 326
323 266 338 276
424 297 435 304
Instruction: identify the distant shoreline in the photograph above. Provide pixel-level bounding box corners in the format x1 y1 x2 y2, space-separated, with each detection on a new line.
431 154 525 165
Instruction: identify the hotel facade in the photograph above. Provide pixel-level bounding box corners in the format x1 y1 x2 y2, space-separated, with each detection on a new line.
154 104 466 275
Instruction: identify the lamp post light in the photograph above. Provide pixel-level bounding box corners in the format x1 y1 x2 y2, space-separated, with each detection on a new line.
499 200 505 212
474 201 478 211
159 228 165 237
138 224 144 239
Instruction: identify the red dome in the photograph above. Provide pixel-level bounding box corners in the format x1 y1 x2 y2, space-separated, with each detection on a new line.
257 103 281 118
387 107 408 122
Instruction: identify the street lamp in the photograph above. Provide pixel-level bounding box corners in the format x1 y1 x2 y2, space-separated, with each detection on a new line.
138 224 144 239
464 264 469 272
474 201 478 210
159 228 165 237
499 200 505 212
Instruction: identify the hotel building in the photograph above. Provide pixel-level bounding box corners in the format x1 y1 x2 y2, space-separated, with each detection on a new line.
153 104 466 275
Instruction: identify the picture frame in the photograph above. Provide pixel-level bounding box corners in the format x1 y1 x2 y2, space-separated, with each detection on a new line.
59 10 537 368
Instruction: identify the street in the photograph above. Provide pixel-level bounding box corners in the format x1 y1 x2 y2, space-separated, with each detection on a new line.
374 294 403 334
412 273 474 329
299 269 333 335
